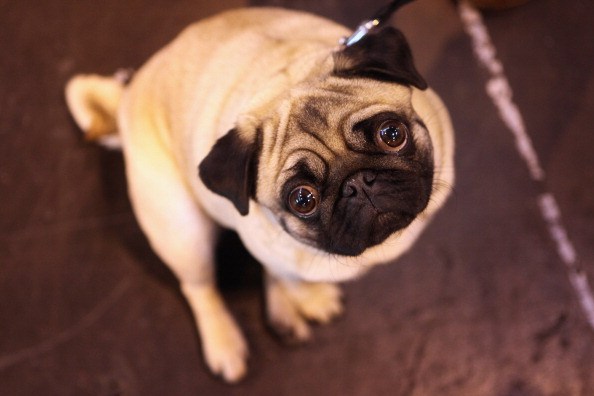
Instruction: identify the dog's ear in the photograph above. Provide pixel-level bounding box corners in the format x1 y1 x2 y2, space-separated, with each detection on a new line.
199 128 259 216
333 26 427 90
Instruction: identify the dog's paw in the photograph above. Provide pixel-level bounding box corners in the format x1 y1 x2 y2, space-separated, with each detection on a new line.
182 284 249 383
265 278 343 343
286 282 344 324
200 311 249 383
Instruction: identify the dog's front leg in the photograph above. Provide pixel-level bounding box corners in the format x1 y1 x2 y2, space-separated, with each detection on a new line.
264 272 344 343
179 281 248 382
127 162 249 382
121 125 248 382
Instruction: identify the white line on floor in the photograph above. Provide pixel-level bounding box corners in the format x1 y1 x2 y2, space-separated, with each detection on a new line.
458 0 594 330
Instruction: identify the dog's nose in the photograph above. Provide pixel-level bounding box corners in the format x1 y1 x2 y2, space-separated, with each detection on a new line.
341 170 377 197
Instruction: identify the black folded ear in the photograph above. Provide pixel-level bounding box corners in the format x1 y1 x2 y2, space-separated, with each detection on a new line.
198 128 260 216
333 26 427 90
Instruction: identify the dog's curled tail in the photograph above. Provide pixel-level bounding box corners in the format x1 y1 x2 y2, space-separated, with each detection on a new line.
65 70 132 149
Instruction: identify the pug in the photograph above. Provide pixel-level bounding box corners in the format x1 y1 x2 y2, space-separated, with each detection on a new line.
65 7 454 383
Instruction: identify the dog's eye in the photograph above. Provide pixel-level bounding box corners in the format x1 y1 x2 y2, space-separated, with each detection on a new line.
288 185 319 217
376 120 409 153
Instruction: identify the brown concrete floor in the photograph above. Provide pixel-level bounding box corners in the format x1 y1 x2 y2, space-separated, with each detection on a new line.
2 0 594 395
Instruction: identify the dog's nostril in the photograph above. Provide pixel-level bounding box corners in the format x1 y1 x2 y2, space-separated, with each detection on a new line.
342 182 357 197
341 171 377 198
363 171 376 185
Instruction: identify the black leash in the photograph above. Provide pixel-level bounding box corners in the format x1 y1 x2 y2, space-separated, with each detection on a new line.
340 0 414 46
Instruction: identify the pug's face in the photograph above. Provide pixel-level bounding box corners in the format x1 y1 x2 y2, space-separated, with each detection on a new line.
199 26 433 256
258 78 433 256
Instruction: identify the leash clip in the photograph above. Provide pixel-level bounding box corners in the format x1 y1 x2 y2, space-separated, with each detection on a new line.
338 0 414 47
339 19 380 47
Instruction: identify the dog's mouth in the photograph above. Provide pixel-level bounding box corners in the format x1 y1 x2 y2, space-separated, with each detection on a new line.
324 210 417 256
318 169 433 256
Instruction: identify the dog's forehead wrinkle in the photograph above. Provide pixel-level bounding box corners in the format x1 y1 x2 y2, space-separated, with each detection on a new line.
262 98 295 183
301 99 330 128
282 149 328 180
345 103 411 128
293 116 338 156
280 128 336 171
283 105 350 159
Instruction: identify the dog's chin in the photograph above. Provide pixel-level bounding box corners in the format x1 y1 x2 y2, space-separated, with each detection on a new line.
317 178 432 256
322 211 417 257
281 210 418 257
